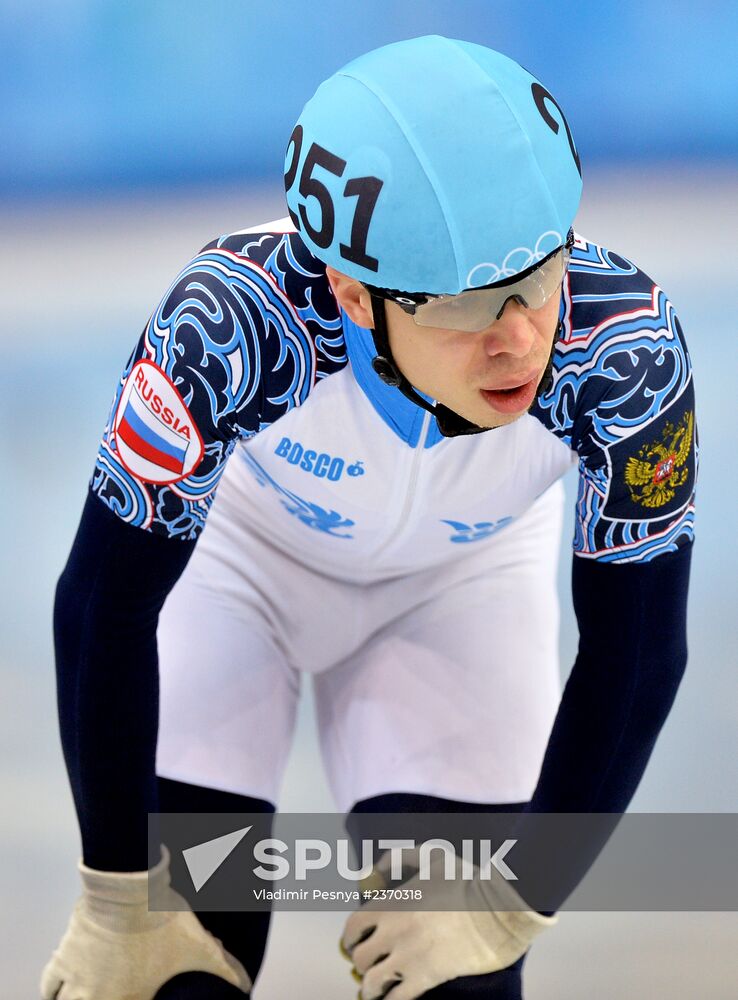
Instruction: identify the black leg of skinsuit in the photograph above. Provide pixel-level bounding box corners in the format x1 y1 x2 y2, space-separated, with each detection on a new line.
153 777 274 999
347 793 530 1000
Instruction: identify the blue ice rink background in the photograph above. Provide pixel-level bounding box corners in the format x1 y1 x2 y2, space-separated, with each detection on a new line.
2 3 737 997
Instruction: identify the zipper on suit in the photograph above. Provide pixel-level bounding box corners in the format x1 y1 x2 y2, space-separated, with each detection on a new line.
373 411 432 556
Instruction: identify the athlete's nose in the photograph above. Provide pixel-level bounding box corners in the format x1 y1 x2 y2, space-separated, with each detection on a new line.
480 299 536 359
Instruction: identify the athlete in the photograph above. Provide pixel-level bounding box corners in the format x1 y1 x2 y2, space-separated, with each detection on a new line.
42 35 696 1000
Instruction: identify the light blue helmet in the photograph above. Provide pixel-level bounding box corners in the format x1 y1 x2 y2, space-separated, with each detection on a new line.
284 35 582 296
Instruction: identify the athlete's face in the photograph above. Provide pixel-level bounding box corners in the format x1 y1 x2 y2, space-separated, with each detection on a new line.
326 268 561 429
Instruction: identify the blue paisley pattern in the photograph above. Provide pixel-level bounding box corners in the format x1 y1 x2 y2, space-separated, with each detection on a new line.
92 228 696 562
531 236 696 563
92 234 346 538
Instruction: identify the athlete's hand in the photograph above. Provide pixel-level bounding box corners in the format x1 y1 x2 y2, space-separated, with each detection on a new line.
40 846 251 1000
340 848 556 1000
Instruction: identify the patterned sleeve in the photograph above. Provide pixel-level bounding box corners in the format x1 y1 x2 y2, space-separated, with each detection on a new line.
537 238 697 564
90 245 319 539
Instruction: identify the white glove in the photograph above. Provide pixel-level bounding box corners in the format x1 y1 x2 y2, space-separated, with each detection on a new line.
41 845 251 1000
341 847 557 1000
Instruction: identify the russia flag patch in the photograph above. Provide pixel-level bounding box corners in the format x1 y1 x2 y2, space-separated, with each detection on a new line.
113 360 204 485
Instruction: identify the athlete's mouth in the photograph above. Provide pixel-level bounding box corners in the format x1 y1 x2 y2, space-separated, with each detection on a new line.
479 370 541 414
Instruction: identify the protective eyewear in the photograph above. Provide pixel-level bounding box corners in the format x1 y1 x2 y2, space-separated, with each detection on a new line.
366 230 573 333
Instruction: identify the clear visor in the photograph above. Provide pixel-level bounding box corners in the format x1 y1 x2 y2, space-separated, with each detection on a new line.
400 244 570 333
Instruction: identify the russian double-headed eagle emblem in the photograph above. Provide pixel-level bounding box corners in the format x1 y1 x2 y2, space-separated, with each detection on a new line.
624 409 694 509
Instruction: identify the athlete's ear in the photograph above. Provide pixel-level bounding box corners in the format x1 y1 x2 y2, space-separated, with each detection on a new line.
325 267 375 329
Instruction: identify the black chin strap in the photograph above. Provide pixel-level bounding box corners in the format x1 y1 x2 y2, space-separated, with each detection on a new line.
368 294 561 439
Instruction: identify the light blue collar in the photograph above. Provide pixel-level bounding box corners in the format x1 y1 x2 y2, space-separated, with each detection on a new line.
341 311 444 449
